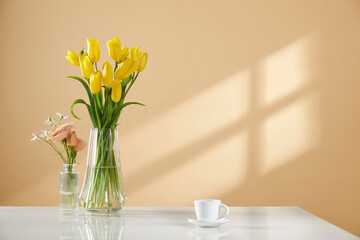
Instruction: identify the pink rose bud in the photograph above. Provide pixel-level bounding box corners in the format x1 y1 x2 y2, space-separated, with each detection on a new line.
67 131 78 147
74 139 86 152
47 123 72 141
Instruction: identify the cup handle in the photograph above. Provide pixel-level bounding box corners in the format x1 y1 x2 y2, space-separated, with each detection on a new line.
218 203 229 220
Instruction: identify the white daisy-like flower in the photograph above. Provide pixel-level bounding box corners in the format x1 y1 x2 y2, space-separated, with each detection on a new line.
30 133 39 141
63 115 69 119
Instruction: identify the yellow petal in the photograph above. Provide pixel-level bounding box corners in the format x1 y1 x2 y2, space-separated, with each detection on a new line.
66 51 80 66
87 38 100 63
111 81 122 103
138 52 148 72
79 53 94 79
130 47 141 63
122 61 139 78
120 46 129 61
89 71 102 94
102 62 113 88
107 36 122 62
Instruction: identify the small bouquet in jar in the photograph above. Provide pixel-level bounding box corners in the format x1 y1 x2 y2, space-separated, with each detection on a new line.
31 112 86 211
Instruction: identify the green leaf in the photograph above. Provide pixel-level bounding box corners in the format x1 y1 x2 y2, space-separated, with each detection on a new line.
121 101 145 110
70 99 90 119
67 75 98 127
66 76 92 101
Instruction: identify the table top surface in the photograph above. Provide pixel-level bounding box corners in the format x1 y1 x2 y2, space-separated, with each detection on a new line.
0 206 358 240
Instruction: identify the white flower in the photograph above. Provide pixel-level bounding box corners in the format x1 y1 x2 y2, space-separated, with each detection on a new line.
44 117 56 127
41 130 51 135
55 112 68 120
39 130 50 138
30 133 39 141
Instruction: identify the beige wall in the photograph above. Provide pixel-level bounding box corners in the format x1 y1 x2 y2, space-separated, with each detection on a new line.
1 0 360 236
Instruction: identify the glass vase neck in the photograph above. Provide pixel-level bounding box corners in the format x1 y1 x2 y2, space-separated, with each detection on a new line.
63 164 76 173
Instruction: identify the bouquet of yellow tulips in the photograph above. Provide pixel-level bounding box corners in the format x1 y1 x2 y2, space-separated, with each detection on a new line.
66 37 148 211
66 36 147 128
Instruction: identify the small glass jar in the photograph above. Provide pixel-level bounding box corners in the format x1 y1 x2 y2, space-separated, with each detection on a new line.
59 164 79 212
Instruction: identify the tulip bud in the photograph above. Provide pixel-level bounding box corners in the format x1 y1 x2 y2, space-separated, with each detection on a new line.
120 46 129 62
89 71 102 94
66 51 80 66
102 62 113 88
67 131 78 147
107 36 122 62
74 139 86 152
79 53 94 79
138 52 148 72
87 38 100 63
111 81 122 103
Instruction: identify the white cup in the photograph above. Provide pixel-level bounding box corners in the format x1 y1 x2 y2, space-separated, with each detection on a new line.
194 199 229 221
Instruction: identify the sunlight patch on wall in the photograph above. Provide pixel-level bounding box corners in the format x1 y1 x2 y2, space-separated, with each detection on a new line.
121 70 250 175
260 94 321 174
260 35 315 106
129 131 248 205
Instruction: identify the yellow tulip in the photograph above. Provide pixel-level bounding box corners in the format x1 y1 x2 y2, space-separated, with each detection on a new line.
115 59 139 80
107 36 122 62
120 46 129 62
87 38 100 63
89 71 102 94
79 53 94 79
111 81 122 103
114 58 132 80
102 62 113 88
66 51 80 66
130 47 141 63
138 52 148 72
123 61 139 78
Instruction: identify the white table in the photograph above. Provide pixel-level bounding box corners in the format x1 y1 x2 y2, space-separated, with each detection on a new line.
0 207 358 239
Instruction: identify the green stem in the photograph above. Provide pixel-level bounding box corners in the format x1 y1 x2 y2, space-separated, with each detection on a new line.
40 138 66 163
94 94 102 128
114 62 119 73
123 72 139 99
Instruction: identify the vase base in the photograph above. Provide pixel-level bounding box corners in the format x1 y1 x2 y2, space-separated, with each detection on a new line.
84 207 122 214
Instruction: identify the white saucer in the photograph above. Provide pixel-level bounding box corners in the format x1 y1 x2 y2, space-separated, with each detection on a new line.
188 217 229 228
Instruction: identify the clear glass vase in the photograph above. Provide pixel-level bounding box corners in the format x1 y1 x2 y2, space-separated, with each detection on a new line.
80 128 127 213
59 164 79 212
